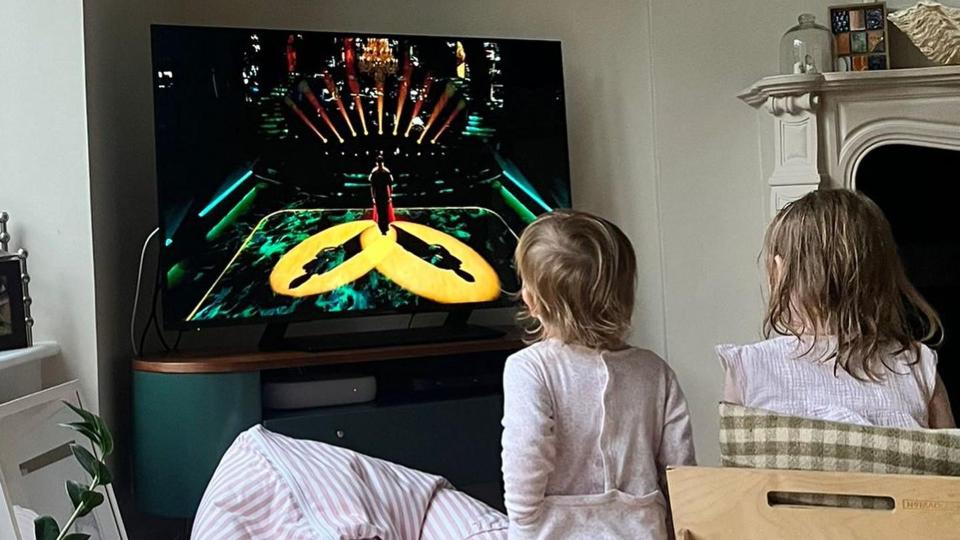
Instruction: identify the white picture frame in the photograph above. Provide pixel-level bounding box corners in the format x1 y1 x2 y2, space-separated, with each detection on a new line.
0 380 127 540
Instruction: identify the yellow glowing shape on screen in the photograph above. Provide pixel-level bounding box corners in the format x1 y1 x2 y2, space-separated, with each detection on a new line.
270 220 501 304
269 220 395 297
455 41 467 78
360 221 500 304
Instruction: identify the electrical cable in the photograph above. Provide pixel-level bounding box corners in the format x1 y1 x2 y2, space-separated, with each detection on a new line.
138 316 150 359
138 286 159 356
131 228 159 357
150 260 171 352
138 280 170 355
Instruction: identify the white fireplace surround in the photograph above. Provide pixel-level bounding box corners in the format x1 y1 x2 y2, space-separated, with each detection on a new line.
739 65 960 216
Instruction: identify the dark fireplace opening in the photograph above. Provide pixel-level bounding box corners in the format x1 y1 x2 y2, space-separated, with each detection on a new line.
858 144 960 411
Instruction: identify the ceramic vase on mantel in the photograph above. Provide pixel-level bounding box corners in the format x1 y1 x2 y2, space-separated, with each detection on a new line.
780 14 834 74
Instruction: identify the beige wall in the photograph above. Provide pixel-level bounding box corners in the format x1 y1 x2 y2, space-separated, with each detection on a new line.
649 0 836 465
0 0 100 410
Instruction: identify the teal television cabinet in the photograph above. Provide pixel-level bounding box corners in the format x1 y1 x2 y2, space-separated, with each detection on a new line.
133 331 522 519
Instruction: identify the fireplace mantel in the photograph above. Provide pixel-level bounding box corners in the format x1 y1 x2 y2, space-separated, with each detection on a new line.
739 66 960 216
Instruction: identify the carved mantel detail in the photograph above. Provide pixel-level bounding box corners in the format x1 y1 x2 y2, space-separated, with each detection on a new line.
739 66 960 217
765 94 819 116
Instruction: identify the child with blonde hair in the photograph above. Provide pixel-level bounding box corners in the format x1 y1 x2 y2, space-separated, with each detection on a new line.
719 189 955 428
503 210 696 539
193 209 693 540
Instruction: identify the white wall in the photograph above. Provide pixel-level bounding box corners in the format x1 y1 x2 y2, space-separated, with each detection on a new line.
649 0 843 465
0 0 100 411
81 0 184 499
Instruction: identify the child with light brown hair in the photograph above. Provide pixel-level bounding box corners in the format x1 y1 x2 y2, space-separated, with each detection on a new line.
502 210 695 539
718 189 955 429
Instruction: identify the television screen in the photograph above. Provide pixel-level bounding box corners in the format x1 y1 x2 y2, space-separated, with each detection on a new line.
151 25 570 328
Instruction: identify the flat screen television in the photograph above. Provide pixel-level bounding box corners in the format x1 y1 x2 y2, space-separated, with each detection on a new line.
151 25 570 330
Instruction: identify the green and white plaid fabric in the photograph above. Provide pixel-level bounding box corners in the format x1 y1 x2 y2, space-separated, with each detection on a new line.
719 402 960 509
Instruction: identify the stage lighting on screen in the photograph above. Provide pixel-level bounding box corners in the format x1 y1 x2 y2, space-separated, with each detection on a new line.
151 26 571 328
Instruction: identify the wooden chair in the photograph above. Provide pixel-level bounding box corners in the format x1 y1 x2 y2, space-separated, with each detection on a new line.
667 466 960 539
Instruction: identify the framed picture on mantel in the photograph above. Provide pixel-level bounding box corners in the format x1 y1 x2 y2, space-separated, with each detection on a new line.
830 2 890 72
0 256 28 352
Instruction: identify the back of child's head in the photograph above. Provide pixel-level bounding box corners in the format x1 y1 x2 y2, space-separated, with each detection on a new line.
763 189 941 379
514 210 636 350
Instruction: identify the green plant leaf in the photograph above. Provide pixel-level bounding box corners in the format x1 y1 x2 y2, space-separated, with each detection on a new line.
94 415 114 457
78 490 104 517
58 421 103 447
70 443 100 480
62 534 91 540
66 479 86 509
33 516 59 540
67 444 112 487
61 400 113 458
62 400 98 427
97 461 113 485
67 480 104 518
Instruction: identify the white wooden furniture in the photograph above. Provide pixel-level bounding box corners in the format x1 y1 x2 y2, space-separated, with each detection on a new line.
0 342 58 403
0 380 126 540
739 66 960 217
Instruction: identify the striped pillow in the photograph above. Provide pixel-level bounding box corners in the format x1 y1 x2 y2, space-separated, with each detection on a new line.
719 402 960 509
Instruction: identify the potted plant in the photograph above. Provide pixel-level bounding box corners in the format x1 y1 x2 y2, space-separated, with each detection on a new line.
33 402 114 540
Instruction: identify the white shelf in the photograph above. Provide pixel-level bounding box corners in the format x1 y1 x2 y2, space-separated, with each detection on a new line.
0 342 59 369
738 65 960 107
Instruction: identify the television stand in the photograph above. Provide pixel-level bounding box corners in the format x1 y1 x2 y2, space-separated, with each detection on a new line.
132 328 522 518
258 310 506 352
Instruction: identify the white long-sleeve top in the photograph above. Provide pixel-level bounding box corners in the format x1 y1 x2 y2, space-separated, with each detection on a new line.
717 336 939 428
501 339 696 539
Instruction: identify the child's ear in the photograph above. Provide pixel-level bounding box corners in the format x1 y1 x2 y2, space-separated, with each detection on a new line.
521 286 538 317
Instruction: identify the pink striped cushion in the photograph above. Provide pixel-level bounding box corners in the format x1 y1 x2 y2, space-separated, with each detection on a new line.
192 425 508 540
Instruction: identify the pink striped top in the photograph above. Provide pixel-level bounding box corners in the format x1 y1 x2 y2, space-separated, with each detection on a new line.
192 425 507 540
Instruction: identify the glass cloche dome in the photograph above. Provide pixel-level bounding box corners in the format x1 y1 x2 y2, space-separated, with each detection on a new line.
780 14 833 74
